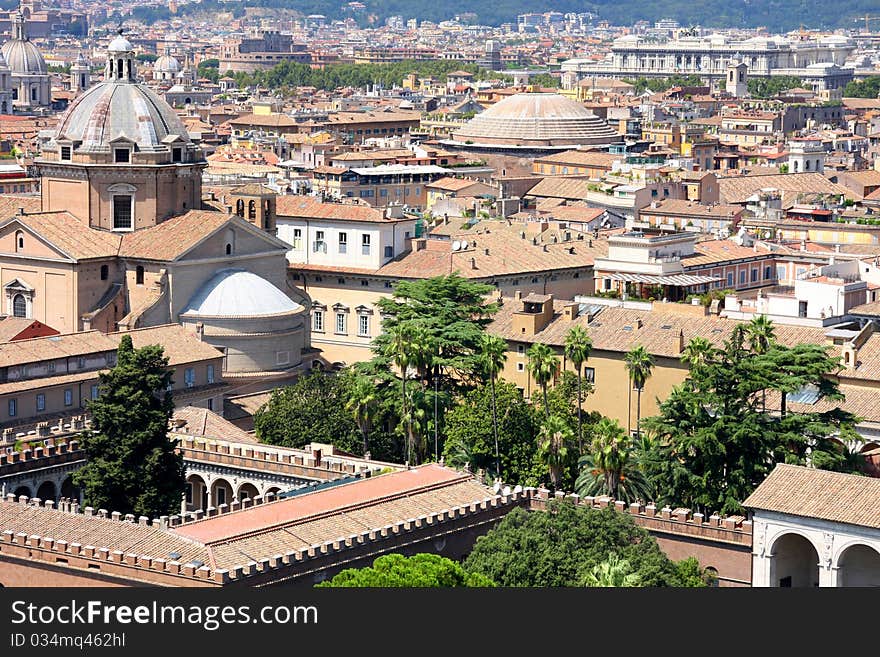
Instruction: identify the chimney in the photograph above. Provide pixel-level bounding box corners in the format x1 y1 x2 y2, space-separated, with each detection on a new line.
195 322 204 341
515 290 522 301
635 318 643 329
676 329 685 355
484 248 489 255
563 303 578 320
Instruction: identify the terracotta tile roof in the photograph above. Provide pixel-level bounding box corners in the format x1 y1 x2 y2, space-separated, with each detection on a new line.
849 300 880 317
488 302 828 357
171 407 257 445
0 369 98 395
11 212 122 260
325 110 420 125
717 173 854 205
378 223 604 280
639 199 743 220
681 239 771 268
765 383 880 424
174 463 471 544
533 150 621 168
0 194 41 220
275 196 389 223
425 176 489 192
0 317 55 342
526 177 592 200
0 330 117 368
743 463 880 529
121 325 224 367
118 210 237 261
227 113 298 128
836 333 880 381
0 500 210 565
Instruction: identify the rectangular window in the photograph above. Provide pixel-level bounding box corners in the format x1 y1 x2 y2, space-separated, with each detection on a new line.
90 384 99 400
336 312 347 334
64 389 73 406
276 351 290 366
207 365 215 384
362 234 371 255
313 230 326 253
517 344 525 354
751 268 758 283
739 270 746 285
584 367 595 384
113 195 132 231
358 314 370 337
114 148 130 163
384 245 393 259
172 147 182 163
313 310 324 331
216 487 226 507
776 265 786 281
292 228 302 249
207 398 213 411
47 361 55 373
764 265 772 280
77 357 86 369
8 398 15 417
36 393 45 411
516 362 525 372
380 189 388 197
726 272 734 287
184 367 195 388
60 146 71 160
338 232 347 254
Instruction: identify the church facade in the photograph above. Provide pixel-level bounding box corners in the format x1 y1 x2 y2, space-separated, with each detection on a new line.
0 33 309 376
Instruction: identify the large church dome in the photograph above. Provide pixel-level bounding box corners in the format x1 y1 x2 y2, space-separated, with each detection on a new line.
46 30 195 156
182 269 303 318
1 12 46 75
451 93 619 150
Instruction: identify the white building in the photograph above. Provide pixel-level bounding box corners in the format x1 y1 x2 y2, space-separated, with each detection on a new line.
275 196 419 269
745 464 880 587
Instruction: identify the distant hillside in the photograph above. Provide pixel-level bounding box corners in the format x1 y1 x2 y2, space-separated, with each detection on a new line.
122 0 880 33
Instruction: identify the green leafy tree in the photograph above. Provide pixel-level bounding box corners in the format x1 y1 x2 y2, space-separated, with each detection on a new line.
583 553 641 587
624 345 654 439
443 381 543 484
317 553 495 587
73 336 183 518
747 76 802 98
575 417 652 502
477 334 508 475
746 314 776 411
463 501 703 587
527 342 560 415
254 371 361 454
564 325 593 451
643 328 861 514
844 76 880 99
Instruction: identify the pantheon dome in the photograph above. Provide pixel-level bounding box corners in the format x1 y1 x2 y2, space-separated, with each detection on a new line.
180 269 308 375
448 93 620 152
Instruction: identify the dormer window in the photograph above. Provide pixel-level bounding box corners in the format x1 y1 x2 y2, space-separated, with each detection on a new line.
172 147 182 163
114 148 130 163
60 146 71 161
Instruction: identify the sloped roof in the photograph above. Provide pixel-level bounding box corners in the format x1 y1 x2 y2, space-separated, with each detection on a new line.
744 463 880 529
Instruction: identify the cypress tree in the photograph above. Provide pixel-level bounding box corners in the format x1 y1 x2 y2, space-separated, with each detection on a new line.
72 335 184 518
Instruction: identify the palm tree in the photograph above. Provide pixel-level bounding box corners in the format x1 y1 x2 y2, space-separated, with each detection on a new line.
746 314 776 355
346 374 376 457
383 323 415 463
575 417 652 502
478 334 508 477
681 336 715 372
746 315 776 411
564 325 593 453
624 345 654 440
400 386 428 464
527 342 560 417
538 414 571 489
583 553 641 587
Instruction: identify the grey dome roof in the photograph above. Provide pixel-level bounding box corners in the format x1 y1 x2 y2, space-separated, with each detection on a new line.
452 93 618 148
1 37 46 75
108 34 134 53
182 269 303 318
154 53 180 73
52 81 192 153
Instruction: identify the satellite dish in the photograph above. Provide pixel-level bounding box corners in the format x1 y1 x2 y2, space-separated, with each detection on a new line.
452 240 461 251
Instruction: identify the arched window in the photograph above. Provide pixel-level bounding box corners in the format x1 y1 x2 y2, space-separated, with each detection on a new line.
100 264 108 280
225 243 232 255
235 199 244 217
15 230 23 252
12 294 26 318
135 266 144 285
248 200 256 221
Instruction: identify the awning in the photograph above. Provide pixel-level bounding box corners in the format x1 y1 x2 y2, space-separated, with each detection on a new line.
606 272 721 286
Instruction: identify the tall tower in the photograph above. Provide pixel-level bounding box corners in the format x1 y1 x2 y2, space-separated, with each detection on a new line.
69 52 89 94
725 60 748 98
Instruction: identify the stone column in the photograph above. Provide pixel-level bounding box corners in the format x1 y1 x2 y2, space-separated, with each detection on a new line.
819 566 840 588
